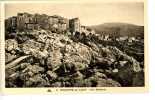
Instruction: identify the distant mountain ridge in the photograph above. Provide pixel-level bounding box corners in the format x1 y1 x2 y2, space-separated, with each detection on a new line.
89 23 144 37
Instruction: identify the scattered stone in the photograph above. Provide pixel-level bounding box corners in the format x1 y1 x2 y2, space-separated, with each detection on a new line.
5 30 144 87
108 46 142 72
132 71 144 86
47 71 58 79
5 39 18 52
21 40 43 55
22 64 44 74
72 71 84 79
47 48 63 70
96 78 121 87
74 62 87 71
94 72 107 79
112 69 118 73
25 74 49 87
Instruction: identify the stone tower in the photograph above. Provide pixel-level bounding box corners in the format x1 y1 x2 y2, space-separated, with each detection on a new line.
69 18 81 33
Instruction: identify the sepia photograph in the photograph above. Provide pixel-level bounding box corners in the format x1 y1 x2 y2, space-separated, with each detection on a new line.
4 1 145 89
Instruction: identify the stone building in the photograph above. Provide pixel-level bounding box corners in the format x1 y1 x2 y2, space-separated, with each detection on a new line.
17 13 27 31
64 18 69 29
81 26 95 36
5 13 96 36
48 15 68 31
11 16 17 29
5 18 16 37
5 18 10 31
24 13 39 30
48 15 59 25
48 15 60 31
58 23 67 31
24 13 34 23
16 13 34 31
25 23 40 30
5 16 17 31
69 18 81 33
37 14 49 30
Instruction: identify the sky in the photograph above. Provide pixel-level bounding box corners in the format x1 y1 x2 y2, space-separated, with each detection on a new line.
5 2 144 26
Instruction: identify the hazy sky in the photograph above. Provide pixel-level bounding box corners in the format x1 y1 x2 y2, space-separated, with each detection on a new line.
5 2 144 26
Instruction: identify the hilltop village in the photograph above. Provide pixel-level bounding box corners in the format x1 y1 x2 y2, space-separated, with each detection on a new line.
5 12 95 37
5 13 144 87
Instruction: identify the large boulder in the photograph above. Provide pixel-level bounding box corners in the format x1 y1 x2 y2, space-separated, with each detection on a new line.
47 71 58 80
106 46 143 86
62 43 92 72
107 46 142 72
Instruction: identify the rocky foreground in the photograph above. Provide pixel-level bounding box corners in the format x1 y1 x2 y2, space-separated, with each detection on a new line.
5 30 144 87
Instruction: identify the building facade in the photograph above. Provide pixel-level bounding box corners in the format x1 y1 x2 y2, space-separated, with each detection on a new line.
5 13 95 36
69 18 81 33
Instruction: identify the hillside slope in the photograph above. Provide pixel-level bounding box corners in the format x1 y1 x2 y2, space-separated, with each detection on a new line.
90 23 144 37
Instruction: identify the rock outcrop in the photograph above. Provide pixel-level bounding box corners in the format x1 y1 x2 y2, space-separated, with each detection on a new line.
5 30 144 87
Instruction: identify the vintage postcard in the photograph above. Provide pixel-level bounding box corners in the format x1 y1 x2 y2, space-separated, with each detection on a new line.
0 0 148 94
